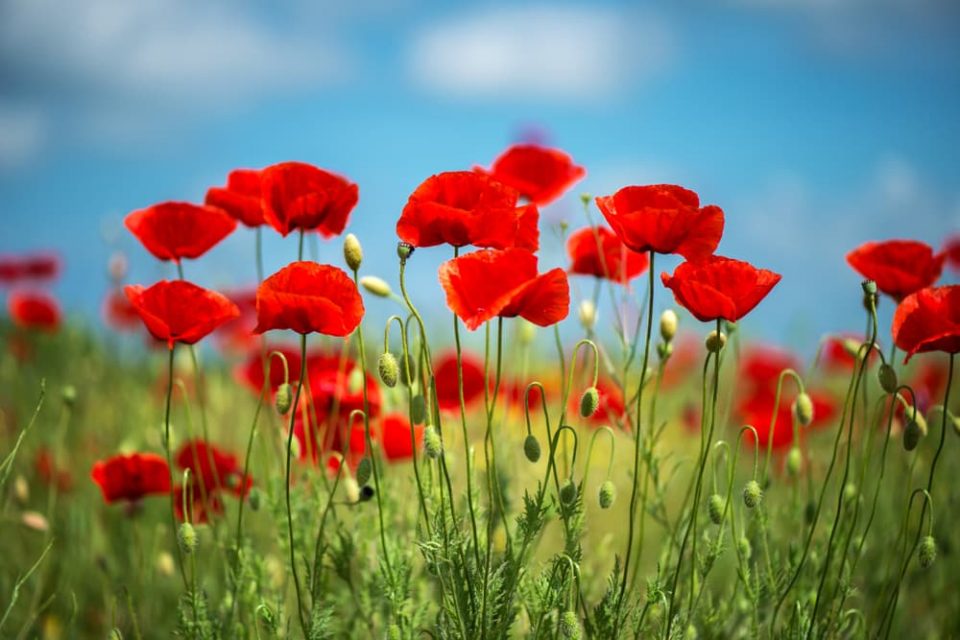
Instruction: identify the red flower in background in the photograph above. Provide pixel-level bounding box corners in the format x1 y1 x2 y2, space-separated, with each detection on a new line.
295 414 366 466
125 202 237 262
174 482 225 523
235 344 303 395
91 452 171 504
103 289 142 332
254 261 363 336
378 413 423 462
8 291 61 331
574 378 627 428
944 235 960 272
478 144 585 206
205 168 264 227
304 352 382 423
661 256 781 323
434 350 487 411
36 447 73 492
820 334 878 372
566 226 649 284
892 285 960 362
175 440 251 497
260 161 358 238
396 172 539 251
214 288 259 353
738 388 837 450
846 240 944 300
741 345 800 393
439 248 569 331
0 253 60 284
125 281 239 348
596 185 724 260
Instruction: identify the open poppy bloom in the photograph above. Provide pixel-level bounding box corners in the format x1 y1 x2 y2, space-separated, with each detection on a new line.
254 261 363 336
740 345 800 392
0 253 60 284
434 349 488 411
944 235 960 273
596 185 724 260
205 168 264 227
175 439 252 498
36 447 73 492
103 288 143 332
846 240 944 300
396 171 539 251
567 226 649 284
477 144 585 206
235 344 303 395
124 280 240 348
378 413 423 462
737 387 837 450
260 161 358 238
8 290 61 331
892 285 960 362
91 452 171 504
439 248 569 331
661 256 781 323
125 202 237 262
305 352 382 423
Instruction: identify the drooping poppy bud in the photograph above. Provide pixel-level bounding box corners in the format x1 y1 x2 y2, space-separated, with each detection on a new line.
560 610 581 640
423 426 442 459
579 387 599 418
786 447 803 477
523 434 541 463
918 535 937 569
378 352 399 388
178 523 198 555
356 457 372 486
275 383 293 414
793 392 814 426
598 480 616 509
743 480 762 509
707 494 724 525
559 479 578 506
878 364 898 394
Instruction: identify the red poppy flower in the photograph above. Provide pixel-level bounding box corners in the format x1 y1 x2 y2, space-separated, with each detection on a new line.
434 349 488 411
741 345 800 392
378 413 423 462
260 161 358 238
738 388 837 450
124 281 239 348
566 226 649 284
819 334 878 372
125 202 237 262
944 235 960 273
572 377 627 428
892 285 960 362
103 288 142 332
661 256 781 323
595 185 724 260
0 253 60 284
396 171 539 251
174 482 225 523
91 452 171 504
235 344 303 395
8 290 61 331
254 261 364 336
36 447 73 492
439 248 569 331
477 144 585 206
846 240 944 301
295 415 365 466
205 168 264 227
304 352 382 423
175 439 252 497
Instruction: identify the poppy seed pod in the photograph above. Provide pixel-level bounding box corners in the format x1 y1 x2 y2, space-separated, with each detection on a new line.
579 387 599 418
360 276 392 298
660 309 678 342
903 413 928 452
358 485 375 502
786 447 803 477
578 299 596 330
343 233 363 271
523 434 541 463
275 383 292 414
861 280 878 296
599 480 616 509
410 394 427 425
743 480 762 509
878 364 898 394
178 523 198 555
423 426 442 459
560 611 581 640
707 494 724 525
378 352 399 388
737 536 752 560
793 392 814 426
918 535 937 569
397 242 414 261
705 330 726 353
560 479 578 506
356 457 372 487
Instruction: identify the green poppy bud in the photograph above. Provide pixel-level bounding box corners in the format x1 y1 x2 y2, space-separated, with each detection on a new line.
861 280 877 296
560 610 581 640
599 480 616 509
786 447 803 477
248 487 262 512
660 309 678 342
347 368 364 394
62 384 77 407
743 480 762 509
705 330 726 353
378 352 399 388
657 341 673 360
399 353 417 386
918 535 937 569
360 276 392 298
685 624 698 640
275 382 292 414
579 387 599 418
523 434 541 463
356 457 372 486
707 493 724 525
903 412 928 452
343 233 363 271
178 522 197 555
578 300 596 330
843 483 858 506
411 394 427 425
559 479 578 506
878 364 898 394
109 628 123 640
423 426 442 459
737 536 752 560
805 500 816 525
793 392 814 426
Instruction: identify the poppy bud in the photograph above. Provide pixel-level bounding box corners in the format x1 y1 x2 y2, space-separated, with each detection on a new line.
356 457 372 486
343 233 363 271
793 392 814 426
397 242 414 261
387 624 401 640
705 330 726 353
786 447 803 477
275 383 292 414
918 535 937 569
861 280 877 296
560 479 578 506
903 413 928 452
423 426 442 459
737 536 752 560
579 387 599 418
109 628 123 640
245 487 261 512
743 480 762 509
399 353 417 386
560 611 581 640
578 300 596 330
707 494 724 525
878 364 898 394
685 624 698 640
657 342 673 361
579 193 592 207
523 434 541 463
518 320 537 345
360 276 392 298
411 394 427 425
62 384 77 407
378 352 399 388
178 523 197 555
599 480 616 509
359 485 375 502
343 477 360 503
347 368 364 395
660 309 678 342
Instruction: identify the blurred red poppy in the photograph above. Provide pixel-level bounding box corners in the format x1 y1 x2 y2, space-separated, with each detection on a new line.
174 482 225 523
91 452 171 504
741 345 800 392
820 334 878 372
566 226 649 284
103 288 142 332
573 377 627 428
254 261 363 336
235 344 303 395
596 185 724 260
892 285 960 362
478 144 585 206
205 168 264 227
125 202 237 262
434 349 487 411
439 248 569 331
214 288 259 353
738 388 837 450
944 235 960 272
846 240 944 301
0 253 60 284
124 280 240 348
8 290 61 331
260 161 358 238
378 413 423 462
396 171 539 251
661 256 781 323
36 447 73 492
295 415 366 466
304 352 382 423
175 439 252 498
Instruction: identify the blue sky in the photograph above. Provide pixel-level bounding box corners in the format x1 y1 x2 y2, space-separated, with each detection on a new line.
1 0 958 351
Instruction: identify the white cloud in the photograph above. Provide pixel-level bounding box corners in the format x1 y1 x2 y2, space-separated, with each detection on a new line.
0 104 47 169
407 5 674 101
